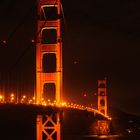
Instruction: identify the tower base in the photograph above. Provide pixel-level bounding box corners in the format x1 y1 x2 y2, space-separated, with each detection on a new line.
37 112 61 140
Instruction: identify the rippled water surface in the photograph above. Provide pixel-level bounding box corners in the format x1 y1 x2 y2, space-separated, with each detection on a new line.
65 135 140 140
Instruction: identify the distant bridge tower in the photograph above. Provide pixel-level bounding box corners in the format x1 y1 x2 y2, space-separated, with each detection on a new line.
97 79 110 135
98 79 107 116
36 0 62 140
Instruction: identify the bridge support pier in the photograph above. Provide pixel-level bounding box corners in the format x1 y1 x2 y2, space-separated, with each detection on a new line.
37 112 61 140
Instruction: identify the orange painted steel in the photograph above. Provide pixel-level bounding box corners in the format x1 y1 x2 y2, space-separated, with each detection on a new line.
36 0 62 140
36 0 62 104
37 113 61 140
98 79 107 116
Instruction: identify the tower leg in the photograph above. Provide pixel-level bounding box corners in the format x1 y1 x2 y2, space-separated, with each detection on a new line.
37 112 61 140
37 115 43 140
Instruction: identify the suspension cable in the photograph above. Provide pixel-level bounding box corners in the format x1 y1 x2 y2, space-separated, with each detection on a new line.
9 0 59 71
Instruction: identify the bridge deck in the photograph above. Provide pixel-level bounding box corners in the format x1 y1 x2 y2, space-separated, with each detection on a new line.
0 103 108 119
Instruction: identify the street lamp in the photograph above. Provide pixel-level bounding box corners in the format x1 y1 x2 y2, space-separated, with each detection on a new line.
10 94 15 103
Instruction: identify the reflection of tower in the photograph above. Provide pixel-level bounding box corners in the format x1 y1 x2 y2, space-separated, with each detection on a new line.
36 0 62 140
98 79 107 116
36 0 62 104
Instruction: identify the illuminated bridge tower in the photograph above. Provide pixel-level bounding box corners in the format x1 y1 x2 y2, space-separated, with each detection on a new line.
98 79 107 116
97 79 109 135
36 0 62 140
36 0 62 104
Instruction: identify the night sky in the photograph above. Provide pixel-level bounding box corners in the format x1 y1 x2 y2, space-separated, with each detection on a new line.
0 0 140 115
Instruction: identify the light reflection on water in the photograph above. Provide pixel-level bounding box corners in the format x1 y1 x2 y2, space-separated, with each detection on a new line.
65 135 140 140
82 135 140 140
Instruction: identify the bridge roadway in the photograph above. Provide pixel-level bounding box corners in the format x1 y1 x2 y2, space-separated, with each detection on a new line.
0 103 109 120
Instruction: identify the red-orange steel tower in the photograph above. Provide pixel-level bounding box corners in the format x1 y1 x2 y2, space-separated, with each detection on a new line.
98 79 107 116
97 79 110 135
36 0 62 140
36 0 62 104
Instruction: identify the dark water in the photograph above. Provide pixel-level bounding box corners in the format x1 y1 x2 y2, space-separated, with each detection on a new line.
0 105 140 140
65 135 140 140
89 136 140 140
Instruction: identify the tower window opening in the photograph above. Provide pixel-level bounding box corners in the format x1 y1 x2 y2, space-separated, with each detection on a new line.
100 91 105 96
40 6 58 20
100 99 105 106
43 83 56 103
99 83 106 88
41 28 57 44
42 53 56 73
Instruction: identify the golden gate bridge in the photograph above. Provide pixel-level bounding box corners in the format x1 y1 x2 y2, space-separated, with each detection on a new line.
0 0 112 140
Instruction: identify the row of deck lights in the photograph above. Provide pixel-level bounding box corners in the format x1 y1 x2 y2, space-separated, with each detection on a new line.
0 94 35 104
0 94 95 111
0 94 93 110
0 94 91 110
0 94 111 119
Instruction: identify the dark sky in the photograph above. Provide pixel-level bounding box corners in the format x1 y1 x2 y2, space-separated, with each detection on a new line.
0 0 140 115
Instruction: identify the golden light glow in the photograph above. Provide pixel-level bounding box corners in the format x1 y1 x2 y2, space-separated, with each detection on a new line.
10 93 15 103
0 95 4 103
0 94 111 120
0 95 3 100
23 95 26 99
11 94 14 97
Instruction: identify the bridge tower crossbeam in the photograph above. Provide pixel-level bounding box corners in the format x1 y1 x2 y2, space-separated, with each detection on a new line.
36 0 62 140
98 79 107 116
97 79 110 135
